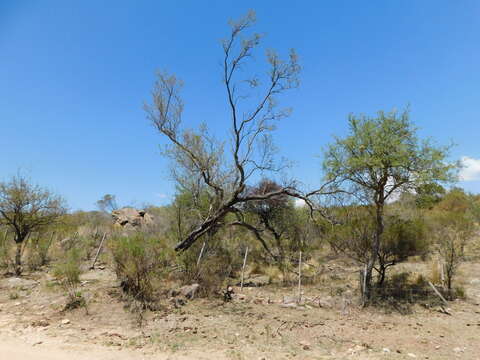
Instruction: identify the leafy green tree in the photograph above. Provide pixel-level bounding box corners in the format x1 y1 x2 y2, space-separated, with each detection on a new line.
0 174 66 275
323 109 455 301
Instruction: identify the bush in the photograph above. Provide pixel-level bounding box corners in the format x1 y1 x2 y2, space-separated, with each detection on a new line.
54 248 83 309
0 230 13 271
176 237 242 297
27 232 55 271
110 233 171 307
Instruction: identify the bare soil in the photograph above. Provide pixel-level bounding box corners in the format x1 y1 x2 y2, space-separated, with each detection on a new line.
1 261 479 359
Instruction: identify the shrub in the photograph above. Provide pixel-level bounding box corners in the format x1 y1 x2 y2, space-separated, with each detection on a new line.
54 248 83 309
0 229 13 271
27 232 55 271
110 233 171 306
176 236 242 297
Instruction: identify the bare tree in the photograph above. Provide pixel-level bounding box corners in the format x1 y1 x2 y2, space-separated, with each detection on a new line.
432 212 475 293
145 11 327 252
0 174 66 275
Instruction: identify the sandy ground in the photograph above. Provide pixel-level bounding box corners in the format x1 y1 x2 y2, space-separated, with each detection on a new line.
1 260 480 359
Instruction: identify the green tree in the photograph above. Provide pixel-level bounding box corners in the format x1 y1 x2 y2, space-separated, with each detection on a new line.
0 174 67 275
96 194 118 213
323 109 455 301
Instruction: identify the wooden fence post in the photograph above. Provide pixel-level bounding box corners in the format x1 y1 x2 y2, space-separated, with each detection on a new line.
90 232 107 270
240 246 249 291
297 251 302 304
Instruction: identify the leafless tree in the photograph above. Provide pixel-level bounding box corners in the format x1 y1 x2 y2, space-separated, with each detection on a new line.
145 11 331 252
0 174 67 275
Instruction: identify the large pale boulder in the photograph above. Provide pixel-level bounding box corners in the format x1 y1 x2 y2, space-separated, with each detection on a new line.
111 207 153 229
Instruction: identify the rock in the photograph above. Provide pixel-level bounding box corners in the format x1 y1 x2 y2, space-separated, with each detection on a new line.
179 283 199 299
382 348 391 353
318 296 334 308
112 207 153 229
282 295 297 304
470 279 480 285
407 353 417 358
241 275 270 287
453 347 465 353
299 340 311 350
61 319 70 325
169 283 200 300
31 320 49 327
5 277 38 289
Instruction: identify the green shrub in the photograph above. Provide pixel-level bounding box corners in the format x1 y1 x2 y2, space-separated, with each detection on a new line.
0 230 13 271
110 233 171 306
54 248 82 306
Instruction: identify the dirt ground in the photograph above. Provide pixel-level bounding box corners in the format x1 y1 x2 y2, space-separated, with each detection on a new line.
1 261 479 360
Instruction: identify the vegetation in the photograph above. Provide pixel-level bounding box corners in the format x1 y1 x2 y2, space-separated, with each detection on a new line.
53 247 84 309
1 14 479 348
322 109 456 301
0 174 66 275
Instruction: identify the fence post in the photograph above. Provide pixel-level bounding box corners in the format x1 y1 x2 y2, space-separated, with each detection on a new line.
196 241 207 267
90 232 107 270
240 246 249 291
297 251 302 304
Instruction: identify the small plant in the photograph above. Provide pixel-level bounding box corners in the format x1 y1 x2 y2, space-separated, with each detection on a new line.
9 291 19 300
54 248 84 309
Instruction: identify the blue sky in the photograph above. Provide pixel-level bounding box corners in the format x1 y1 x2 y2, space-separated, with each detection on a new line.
1 1 479 211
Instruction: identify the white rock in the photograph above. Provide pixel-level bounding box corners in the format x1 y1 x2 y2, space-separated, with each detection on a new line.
61 319 70 325
382 348 391 353
407 353 417 358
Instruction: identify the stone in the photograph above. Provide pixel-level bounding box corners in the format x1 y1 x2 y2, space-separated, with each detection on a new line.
31 320 49 327
382 348 391 353
179 283 199 299
112 207 153 229
61 319 70 325
318 296 334 308
299 340 311 350
407 353 417 358
282 295 297 304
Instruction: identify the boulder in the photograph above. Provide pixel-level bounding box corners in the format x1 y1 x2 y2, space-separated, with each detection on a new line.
111 207 153 229
169 283 200 300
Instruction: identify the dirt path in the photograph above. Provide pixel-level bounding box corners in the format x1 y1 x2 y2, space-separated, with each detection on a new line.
0 335 219 360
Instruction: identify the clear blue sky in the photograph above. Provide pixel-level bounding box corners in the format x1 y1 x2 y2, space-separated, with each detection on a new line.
1 1 479 211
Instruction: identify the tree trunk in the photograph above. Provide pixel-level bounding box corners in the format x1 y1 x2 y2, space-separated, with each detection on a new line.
15 242 22 276
377 264 386 287
364 199 384 302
